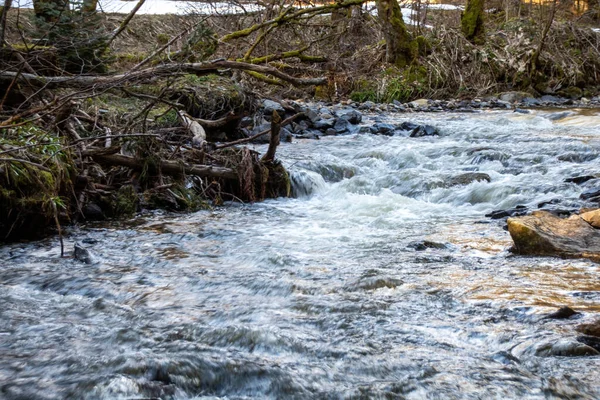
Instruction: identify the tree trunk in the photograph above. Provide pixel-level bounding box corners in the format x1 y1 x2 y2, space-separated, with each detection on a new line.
376 0 413 67
0 0 12 46
461 0 485 44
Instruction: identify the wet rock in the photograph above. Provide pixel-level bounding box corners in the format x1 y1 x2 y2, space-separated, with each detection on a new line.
409 98 429 108
306 108 320 123
557 152 597 163
337 109 362 124
485 205 528 219
262 99 286 115
547 111 574 121
499 91 530 103
333 118 351 134
544 306 579 319
82 203 105 220
533 339 599 357
407 240 448 251
580 188 600 200
239 116 253 128
507 211 600 262
565 175 596 185
540 95 565 104
292 120 311 132
313 119 334 130
349 277 403 291
447 172 491 186
409 124 438 138
576 320 600 337
250 123 272 143
281 127 293 143
325 128 337 136
296 130 321 140
580 209 600 228
396 121 439 137
576 335 600 352
74 242 95 264
521 97 541 106
369 123 395 136
513 108 530 114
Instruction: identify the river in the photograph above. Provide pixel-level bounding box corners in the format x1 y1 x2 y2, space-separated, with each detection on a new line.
1 108 600 399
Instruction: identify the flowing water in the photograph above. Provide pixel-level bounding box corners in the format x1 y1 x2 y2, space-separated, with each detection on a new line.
2 108 600 399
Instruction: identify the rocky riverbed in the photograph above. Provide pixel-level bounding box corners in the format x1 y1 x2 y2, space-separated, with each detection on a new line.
1 106 600 399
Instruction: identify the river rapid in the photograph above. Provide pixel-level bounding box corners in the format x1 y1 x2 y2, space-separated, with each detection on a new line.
1 108 600 399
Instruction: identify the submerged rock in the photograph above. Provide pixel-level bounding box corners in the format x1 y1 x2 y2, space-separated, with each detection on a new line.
447 172 491 187
576 320 600 337
407 240 448 251
533 339 599 357
507 211 600 262
576 335 600 352
544 306 579 320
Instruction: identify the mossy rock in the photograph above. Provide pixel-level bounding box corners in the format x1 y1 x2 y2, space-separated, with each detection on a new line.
557 86 583 100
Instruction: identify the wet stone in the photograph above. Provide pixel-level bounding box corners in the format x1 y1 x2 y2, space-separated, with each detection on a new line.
533 339 600 357
486 205 528 219
407 240 449 251
544 306 579 319
262 99 286 115
369 123 395 136
447 172 491 187
565 175 597 185
576 335 600 352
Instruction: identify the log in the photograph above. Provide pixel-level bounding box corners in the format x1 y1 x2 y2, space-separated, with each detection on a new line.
90 153 237 180
0 60 327 88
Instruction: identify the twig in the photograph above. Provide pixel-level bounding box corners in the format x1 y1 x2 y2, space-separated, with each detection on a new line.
0 158 52 172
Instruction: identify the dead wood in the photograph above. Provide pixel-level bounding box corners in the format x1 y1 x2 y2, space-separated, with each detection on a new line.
0 60 327 88
261 110 281 163
90 153 238 180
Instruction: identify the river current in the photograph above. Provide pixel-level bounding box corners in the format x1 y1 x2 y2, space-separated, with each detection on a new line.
1 108 600 399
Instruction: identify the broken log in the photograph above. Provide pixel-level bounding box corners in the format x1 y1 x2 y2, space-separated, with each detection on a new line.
90 153 237 180
0 61 326 88
261 110 281 163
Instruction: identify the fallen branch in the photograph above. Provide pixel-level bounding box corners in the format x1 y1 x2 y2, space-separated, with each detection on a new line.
90 153 238 180
0 60 327 88
0 157 52 172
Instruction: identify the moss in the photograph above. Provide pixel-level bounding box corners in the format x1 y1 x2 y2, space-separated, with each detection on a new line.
557 86 583 100
264 162 291 198
114 185 139 217
461 0 485 44
156 33 170 45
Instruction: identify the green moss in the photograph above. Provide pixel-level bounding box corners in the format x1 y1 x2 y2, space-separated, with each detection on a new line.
264 162 291 198
557 86 583 100
461 0 485 44
114 185 139 217
156 33 170 45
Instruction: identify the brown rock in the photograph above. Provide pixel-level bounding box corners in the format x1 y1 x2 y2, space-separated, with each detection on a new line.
580 209 600 229
507 211 600 262
577 320 600 337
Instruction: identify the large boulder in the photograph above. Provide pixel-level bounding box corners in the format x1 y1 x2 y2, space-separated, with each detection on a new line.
581 209 600 228
507 211 600 261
